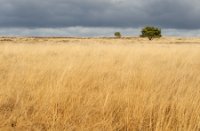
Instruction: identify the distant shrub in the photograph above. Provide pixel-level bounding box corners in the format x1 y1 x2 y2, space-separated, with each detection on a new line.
0 39 13 42
140 26 162 40
114 32 121 38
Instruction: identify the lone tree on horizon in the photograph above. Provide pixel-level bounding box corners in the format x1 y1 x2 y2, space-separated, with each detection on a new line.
114 32 121 38
140 26 162 40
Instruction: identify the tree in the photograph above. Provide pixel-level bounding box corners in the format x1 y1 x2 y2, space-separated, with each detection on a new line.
114 32 121 38
140 26 162 40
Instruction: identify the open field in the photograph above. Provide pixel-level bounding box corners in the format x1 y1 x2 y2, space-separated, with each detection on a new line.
0 37 200 130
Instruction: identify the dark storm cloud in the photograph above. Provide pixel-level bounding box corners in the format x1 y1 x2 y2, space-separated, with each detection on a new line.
0 0 200 29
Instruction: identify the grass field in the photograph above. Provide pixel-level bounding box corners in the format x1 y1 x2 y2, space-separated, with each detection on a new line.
0 37 200 130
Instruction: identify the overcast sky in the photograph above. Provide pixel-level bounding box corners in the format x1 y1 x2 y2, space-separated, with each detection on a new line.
0 0 200 36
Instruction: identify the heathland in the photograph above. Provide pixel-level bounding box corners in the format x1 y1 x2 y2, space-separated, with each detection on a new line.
0 37 200 130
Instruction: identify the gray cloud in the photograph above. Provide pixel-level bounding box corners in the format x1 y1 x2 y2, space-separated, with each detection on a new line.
0 0 200 29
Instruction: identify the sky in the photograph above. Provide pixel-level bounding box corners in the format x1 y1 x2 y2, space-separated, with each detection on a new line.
0 0 200 37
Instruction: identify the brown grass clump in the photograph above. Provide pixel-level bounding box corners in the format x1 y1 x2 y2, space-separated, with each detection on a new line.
0 38 200 130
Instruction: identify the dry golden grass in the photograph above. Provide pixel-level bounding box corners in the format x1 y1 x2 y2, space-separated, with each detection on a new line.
0 37 200 130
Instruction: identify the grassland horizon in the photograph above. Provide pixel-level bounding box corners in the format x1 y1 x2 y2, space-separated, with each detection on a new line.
0 37 200 130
